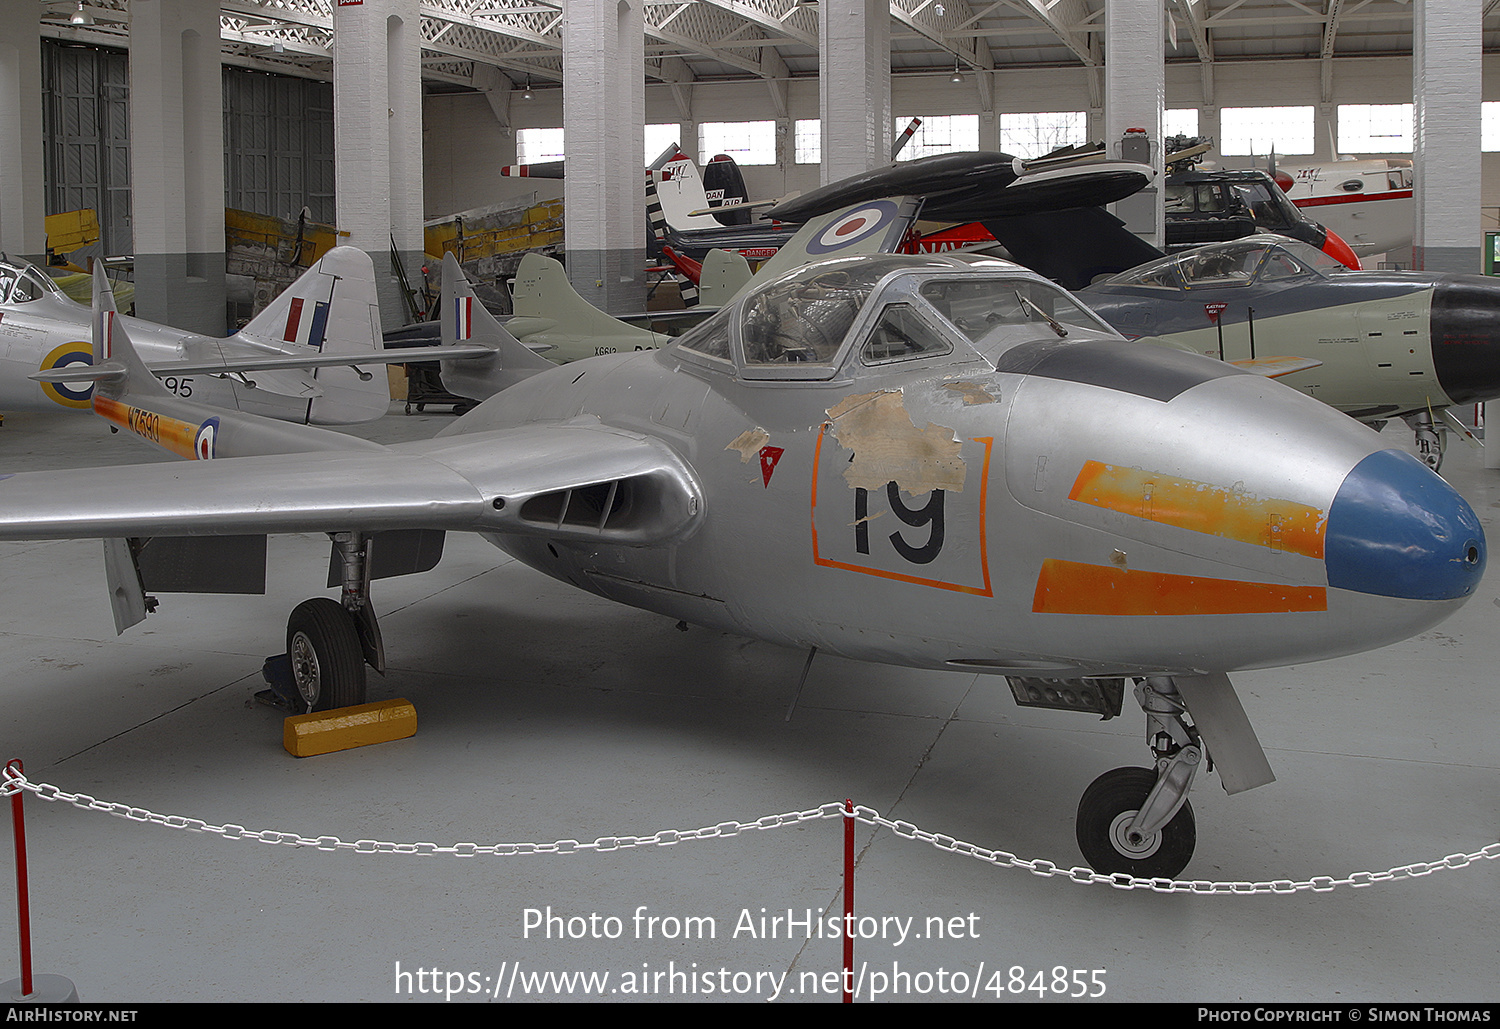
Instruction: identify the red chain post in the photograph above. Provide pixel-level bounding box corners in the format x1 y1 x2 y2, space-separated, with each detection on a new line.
7 760 32 998
843 798 853 1003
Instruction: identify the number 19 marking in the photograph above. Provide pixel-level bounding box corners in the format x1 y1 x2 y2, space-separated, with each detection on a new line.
855 483 945 565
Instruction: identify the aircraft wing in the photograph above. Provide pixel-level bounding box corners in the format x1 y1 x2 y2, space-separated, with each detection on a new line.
0 422 702 547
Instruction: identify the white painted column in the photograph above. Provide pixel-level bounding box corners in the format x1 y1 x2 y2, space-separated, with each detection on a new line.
0 5 44 259
1413 0 1481 274
1103 0 1164 249
333 0 424 329
562 0 645 314
819 0 890 185
129 0 226 333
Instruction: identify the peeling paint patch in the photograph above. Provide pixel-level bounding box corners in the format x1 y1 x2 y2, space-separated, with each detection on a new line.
725 427 770 463
941 381 996 405
827 390 966 494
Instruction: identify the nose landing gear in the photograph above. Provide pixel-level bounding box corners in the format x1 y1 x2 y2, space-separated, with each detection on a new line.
1077 766 1197 879
1404 410 1445 471
1068 673 1275 880
1074 677 1205 879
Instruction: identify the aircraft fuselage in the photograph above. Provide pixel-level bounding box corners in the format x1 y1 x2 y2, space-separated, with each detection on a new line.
1079 246 1500 423
446 259 1482 679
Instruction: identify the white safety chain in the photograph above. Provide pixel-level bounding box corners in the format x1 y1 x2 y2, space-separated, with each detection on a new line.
3 767 1497 895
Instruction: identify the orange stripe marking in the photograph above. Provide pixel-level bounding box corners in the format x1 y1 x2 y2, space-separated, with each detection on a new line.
1032 558 1327 615
93 396 201 461
1068 460 1327 559
810 425 994 596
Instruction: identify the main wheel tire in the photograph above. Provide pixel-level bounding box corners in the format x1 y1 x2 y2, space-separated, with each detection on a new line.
287 598 367 712
1076 766 1196 879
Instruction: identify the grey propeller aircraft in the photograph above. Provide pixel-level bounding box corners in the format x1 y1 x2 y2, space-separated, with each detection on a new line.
0 203 1485 880
1075 235 1500 470
0 248 491 425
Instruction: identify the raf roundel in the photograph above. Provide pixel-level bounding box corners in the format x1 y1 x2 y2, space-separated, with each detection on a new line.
38 343 94 410
806 200 900 255
194 417 220 461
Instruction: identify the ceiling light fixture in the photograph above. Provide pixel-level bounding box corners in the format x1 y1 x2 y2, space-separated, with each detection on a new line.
521 76 534 101
69 3 94 27
950 61 963 84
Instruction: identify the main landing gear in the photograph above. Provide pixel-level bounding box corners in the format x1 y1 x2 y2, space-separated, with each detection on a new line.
279 532 383 713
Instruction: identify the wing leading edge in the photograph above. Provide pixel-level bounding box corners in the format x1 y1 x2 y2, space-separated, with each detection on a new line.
0 421 702 547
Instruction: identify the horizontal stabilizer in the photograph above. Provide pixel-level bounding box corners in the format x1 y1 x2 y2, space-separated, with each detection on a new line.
32 343 497 383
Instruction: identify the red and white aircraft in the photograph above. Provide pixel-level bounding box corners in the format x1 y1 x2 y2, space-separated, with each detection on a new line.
1274 159 1413 259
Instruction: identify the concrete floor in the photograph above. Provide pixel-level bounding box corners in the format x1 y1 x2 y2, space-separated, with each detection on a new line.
0 402 1495 1004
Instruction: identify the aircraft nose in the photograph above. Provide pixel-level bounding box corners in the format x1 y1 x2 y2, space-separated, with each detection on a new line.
1430 278 1500 405
1324 449 1485 601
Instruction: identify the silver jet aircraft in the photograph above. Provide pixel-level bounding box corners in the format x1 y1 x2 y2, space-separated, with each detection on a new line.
0 204 1484 879
0 248 481 426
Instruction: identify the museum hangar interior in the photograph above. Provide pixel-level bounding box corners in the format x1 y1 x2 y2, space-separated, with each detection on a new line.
0 0 1496 1005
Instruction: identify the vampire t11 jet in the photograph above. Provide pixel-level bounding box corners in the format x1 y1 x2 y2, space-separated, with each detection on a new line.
0 207 1483 880
0 249 489 426
1076 235 1500 469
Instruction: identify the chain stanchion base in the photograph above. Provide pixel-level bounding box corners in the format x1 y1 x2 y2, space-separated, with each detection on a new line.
4 973 78 1003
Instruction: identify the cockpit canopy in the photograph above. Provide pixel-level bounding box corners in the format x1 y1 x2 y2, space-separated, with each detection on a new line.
1102 236 1350 292
673 252 1118 380
0 258 69 306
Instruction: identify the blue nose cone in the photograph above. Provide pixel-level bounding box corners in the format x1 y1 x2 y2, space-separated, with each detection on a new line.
1325 449 1486 601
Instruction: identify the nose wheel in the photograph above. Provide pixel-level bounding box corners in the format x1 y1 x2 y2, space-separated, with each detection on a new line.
1076 767 1196 879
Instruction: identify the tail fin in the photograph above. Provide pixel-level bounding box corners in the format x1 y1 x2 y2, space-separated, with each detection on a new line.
697 249 753 308
90 261 161 400
437 252 553 401
731 196 924 303
85 262 380 461
510 252 664 353
650 153 723 232
702 154 751 226
237 246 388 424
